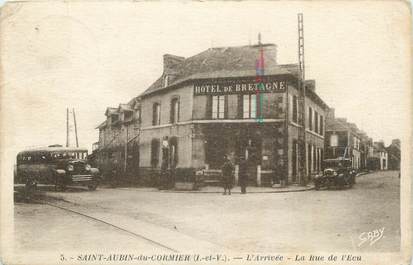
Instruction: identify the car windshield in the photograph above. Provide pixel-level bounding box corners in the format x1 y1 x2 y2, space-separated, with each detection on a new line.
324 161 342 168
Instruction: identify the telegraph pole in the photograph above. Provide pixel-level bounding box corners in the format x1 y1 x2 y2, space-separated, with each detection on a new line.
66 108 69 147
297 13 307 185
73 108 79 148
124 126 128 173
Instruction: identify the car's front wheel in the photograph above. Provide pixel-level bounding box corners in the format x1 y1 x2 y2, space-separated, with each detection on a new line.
88 181 99 191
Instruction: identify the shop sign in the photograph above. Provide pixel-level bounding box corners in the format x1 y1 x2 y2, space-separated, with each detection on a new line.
194 78 288 96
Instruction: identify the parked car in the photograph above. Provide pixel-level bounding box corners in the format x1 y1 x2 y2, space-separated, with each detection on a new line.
314 158 356 190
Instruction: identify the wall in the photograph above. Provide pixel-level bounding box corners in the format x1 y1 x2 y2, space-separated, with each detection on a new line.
287 85 326 182
140 85 193 127
139 84 194 169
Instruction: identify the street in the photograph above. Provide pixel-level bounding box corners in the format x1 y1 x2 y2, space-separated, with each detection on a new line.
14 170 400 255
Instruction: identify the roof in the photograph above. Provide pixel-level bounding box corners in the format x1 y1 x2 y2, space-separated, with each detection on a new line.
105 107 118 116
95 120 107 129
18 146 88 155
139 44 329 109
141 44 289 97
118 103 133 112
324 157 351 162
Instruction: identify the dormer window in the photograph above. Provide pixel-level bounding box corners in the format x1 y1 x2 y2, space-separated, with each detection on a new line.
123 111 133 123
111 114 119 124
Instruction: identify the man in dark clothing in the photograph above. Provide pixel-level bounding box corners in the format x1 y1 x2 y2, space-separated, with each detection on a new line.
221 155 234 195
238 155 248 194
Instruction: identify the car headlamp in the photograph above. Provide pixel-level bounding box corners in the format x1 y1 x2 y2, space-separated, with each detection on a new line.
67 164 74 171
85 164 91 171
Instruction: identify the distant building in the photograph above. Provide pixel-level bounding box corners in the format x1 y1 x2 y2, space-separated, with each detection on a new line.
386 139 400 170
324 108 368 170
95 43 329 187
368 141 388 170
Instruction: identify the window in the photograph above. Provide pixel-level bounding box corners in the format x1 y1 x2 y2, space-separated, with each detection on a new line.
152 103 161 125
320 115 324 135
212 95 225 119
314 111 319 133
170 98 180 124
151 139 160 167
330 134 338 147
134 107 141 123
243 94 257 119
308 107 313 131
124 111 133 122
169 137 178 167
292 95 298 123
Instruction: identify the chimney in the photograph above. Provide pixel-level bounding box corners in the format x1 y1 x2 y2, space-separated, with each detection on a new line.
304 80 316 92
328 108 335 119
337 117 347 124
163 54 185 75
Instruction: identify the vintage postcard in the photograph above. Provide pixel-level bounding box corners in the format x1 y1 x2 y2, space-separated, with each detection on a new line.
0 1 411 265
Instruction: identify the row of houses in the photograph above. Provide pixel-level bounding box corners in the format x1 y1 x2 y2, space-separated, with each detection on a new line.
324 108 400 172
92 43 400 187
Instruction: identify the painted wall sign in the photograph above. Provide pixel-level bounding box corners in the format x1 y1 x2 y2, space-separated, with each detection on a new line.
194 78 288 95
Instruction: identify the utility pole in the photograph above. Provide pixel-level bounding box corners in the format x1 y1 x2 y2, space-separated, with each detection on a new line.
297 13 307 185
124 125 128 173
73 108 79 147
66 108 69 147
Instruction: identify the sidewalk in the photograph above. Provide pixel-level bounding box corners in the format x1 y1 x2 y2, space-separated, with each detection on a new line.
116 184 314 194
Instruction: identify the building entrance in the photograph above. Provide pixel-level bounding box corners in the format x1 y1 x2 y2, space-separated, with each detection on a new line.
237 136 262 185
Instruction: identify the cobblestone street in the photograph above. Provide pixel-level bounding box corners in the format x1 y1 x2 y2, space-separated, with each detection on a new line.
14 170 400 257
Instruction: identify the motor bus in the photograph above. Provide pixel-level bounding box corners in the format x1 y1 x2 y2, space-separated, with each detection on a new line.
15 145 101 192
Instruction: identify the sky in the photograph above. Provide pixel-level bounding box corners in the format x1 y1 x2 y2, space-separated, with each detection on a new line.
0 0 411 156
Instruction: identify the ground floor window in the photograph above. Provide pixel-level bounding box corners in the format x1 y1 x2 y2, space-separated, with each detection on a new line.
292 139 298 182
151 139 160 167
169 137 178 168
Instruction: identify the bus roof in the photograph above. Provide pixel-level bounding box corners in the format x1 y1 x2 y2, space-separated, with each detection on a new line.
17 146 88 156
324 157 351 162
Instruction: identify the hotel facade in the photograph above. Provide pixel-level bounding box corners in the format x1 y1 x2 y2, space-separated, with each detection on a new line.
95 44 329 187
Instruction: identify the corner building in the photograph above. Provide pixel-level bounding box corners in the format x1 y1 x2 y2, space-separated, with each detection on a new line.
97 44 329 186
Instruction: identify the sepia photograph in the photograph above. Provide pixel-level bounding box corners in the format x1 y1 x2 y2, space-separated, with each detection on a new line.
0 1 411 265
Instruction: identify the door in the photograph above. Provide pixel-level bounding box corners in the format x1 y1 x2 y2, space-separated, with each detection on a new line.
240 138 262 185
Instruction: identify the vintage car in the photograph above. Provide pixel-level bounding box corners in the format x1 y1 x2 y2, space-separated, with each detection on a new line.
314 158 356 190
15 146 101 194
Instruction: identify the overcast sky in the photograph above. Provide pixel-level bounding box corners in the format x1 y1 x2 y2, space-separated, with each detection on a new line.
1 1 411 155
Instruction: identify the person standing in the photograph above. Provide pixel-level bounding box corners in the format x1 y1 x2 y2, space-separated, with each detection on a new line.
238 155 248 194
221 155 234 195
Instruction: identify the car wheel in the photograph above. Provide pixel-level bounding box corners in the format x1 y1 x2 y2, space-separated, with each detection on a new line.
88 181 98 191
55 176 66 192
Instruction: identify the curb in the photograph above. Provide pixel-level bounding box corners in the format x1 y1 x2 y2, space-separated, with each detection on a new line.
158 186 315 194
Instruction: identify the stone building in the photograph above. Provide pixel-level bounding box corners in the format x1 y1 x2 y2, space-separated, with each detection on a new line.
370 141 388 170
95 43 329 186
324 108 369 170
